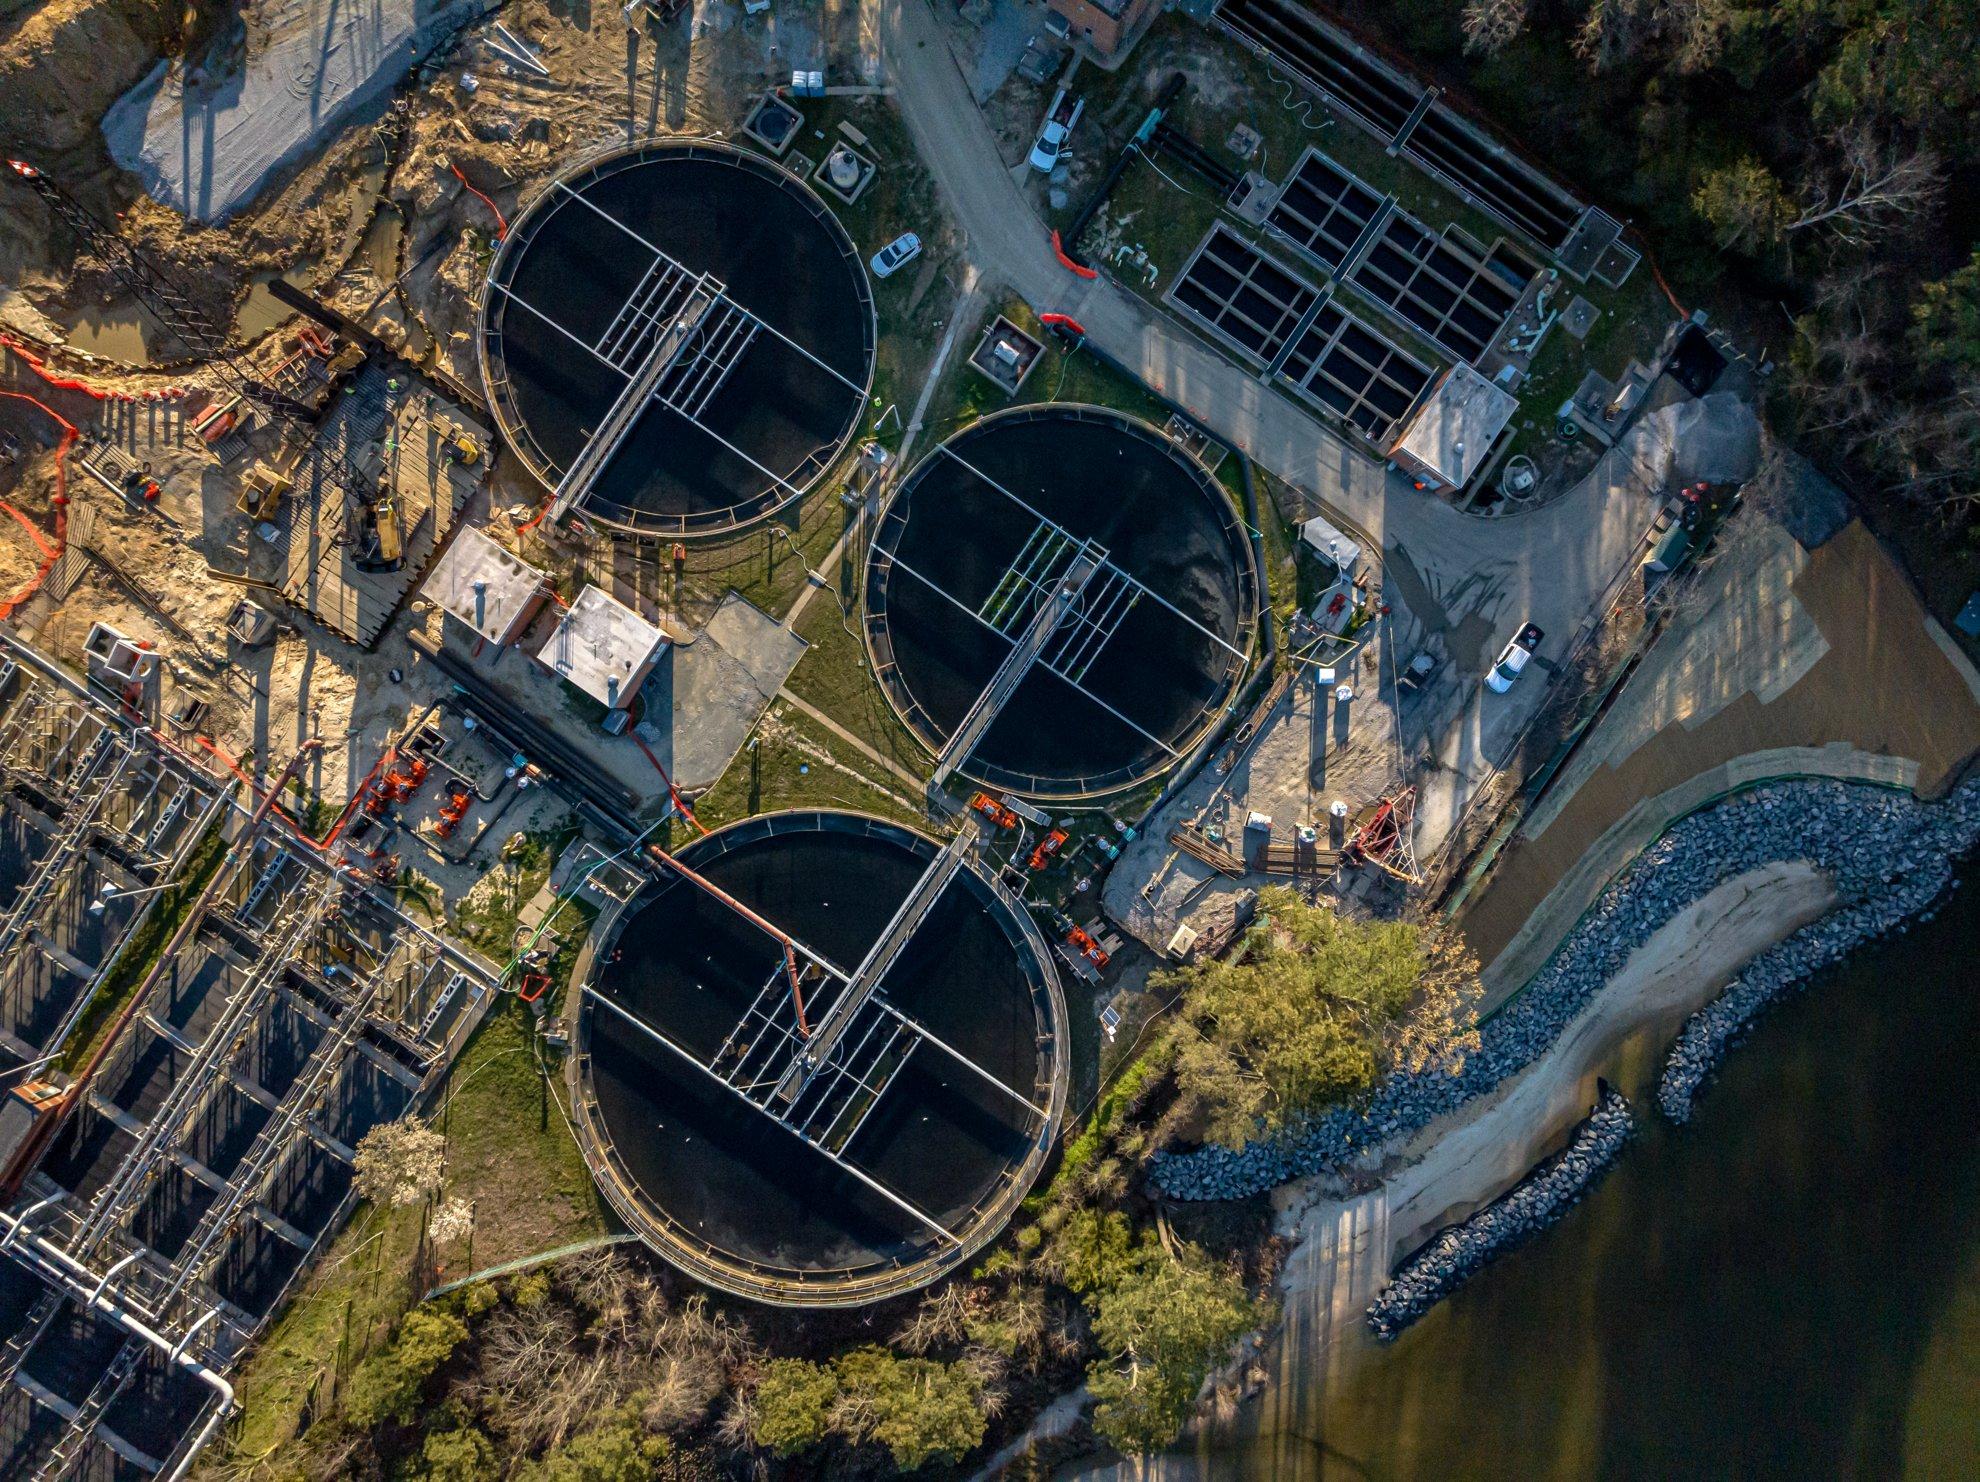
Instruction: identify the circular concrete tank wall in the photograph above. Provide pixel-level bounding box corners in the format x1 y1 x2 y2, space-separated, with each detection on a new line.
569 811 1067 1306
480 141 875 537
864 405 1258 799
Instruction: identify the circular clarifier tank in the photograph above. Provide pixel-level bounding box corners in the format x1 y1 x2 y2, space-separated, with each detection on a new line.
479 141 875 536
570 812 1067 1306
865 405 1259 799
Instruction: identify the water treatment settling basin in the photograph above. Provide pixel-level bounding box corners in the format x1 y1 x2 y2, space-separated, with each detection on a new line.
865 405 1260 799
569 811 1068 1306
480 140 876 537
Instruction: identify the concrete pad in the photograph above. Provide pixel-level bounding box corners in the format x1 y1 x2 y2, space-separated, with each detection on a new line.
103 0 483 222
636 592 806 795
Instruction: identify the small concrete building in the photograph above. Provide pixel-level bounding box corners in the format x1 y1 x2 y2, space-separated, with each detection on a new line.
1388 362 1519 496
536 584 669 712
424 526 550 648
1045 0 1159 57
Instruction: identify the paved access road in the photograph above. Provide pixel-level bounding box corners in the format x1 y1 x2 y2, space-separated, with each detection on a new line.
873 0 1668 852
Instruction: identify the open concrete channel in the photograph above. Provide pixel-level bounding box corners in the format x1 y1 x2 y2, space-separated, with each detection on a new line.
0 642 499 1476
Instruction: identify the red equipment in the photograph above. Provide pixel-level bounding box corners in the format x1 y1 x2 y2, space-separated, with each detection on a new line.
1028 828 1069 870
1066 925 1110 970
969 792 1019 829
434 781 473 838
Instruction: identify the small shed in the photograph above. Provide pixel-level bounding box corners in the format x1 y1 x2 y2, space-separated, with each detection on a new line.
424 526 549 647
536 584 669 711
1388 362 1518 495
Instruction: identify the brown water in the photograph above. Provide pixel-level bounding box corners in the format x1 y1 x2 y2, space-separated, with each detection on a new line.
1163 872 1980 1479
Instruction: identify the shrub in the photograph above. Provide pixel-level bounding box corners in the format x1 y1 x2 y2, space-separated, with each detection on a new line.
749 1359 837 1456
343 1308 469 1429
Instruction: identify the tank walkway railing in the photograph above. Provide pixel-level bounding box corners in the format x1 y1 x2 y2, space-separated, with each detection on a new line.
783 831 972 1093
933 549 1102 791
886 546 1184 781
584 984 959 1247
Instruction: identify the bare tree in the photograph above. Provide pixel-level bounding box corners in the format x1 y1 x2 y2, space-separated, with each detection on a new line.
352 1117 445 1208
1574 0 1733 74
1461 0 1528 55
1786 128 1944 250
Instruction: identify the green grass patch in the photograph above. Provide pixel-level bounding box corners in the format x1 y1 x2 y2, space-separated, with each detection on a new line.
691 703 926 833
57 825 227 1077
213 994 608 1472
785 597 932 781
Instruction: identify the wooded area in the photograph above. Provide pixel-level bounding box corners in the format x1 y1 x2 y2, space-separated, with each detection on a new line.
1345 0 1978 523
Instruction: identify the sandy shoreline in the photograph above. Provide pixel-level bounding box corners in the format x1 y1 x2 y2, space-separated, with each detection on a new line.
1061 859 1843 1480
1271 862 1834 1358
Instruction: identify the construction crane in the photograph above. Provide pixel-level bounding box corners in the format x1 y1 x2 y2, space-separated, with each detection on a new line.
4 159 404 569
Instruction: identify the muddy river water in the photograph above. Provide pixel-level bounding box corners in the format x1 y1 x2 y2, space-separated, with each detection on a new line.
1106 869 1980 1479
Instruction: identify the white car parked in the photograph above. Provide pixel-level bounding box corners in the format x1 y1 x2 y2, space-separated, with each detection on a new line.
1029 87 1084 172
1486 623 1545 693
869 232 922 279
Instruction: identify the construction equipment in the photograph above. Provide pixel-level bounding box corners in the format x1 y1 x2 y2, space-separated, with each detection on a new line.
1342 787 1423 885
1065 925 1110 971
236 460 291 521
443 424 482 466
4 160 400 589
352 488 404 570
968 792 1019 830
1027 828 1069 871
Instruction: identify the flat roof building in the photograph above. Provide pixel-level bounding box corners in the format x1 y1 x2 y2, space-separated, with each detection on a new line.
424 526 550 648
1388 362 1519 495
536 584 670 711
1044 0 1159 58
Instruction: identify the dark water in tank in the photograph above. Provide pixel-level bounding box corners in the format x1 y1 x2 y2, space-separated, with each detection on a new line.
882 413 1250 792
1151 871 1980 1479
589 825 1046 1274
490 151 868 523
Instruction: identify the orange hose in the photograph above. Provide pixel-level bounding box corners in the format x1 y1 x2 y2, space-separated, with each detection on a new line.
450 163 509 240
632 730 707 835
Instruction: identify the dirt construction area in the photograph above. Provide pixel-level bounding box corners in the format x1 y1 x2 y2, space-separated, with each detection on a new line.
1458 512 1980 1000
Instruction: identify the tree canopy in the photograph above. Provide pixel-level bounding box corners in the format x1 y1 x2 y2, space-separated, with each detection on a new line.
1157 887 1480 1150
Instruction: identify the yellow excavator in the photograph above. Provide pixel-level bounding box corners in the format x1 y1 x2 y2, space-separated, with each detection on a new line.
236 460 291 522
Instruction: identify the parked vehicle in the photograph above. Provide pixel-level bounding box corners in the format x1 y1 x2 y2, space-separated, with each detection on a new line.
1486 623 1544 693
1029 87 1084 172
869 232 922 279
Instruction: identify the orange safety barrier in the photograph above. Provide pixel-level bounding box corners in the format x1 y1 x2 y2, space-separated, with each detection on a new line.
1050 230 1098 280
0 390 74 620
1 334 192 403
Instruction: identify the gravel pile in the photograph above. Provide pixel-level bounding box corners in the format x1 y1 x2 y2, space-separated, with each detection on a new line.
1152 778 1980 1203
1365 1088 1634 1340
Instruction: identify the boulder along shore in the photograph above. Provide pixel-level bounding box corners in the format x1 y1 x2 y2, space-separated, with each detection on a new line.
1154 776 1980 1204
